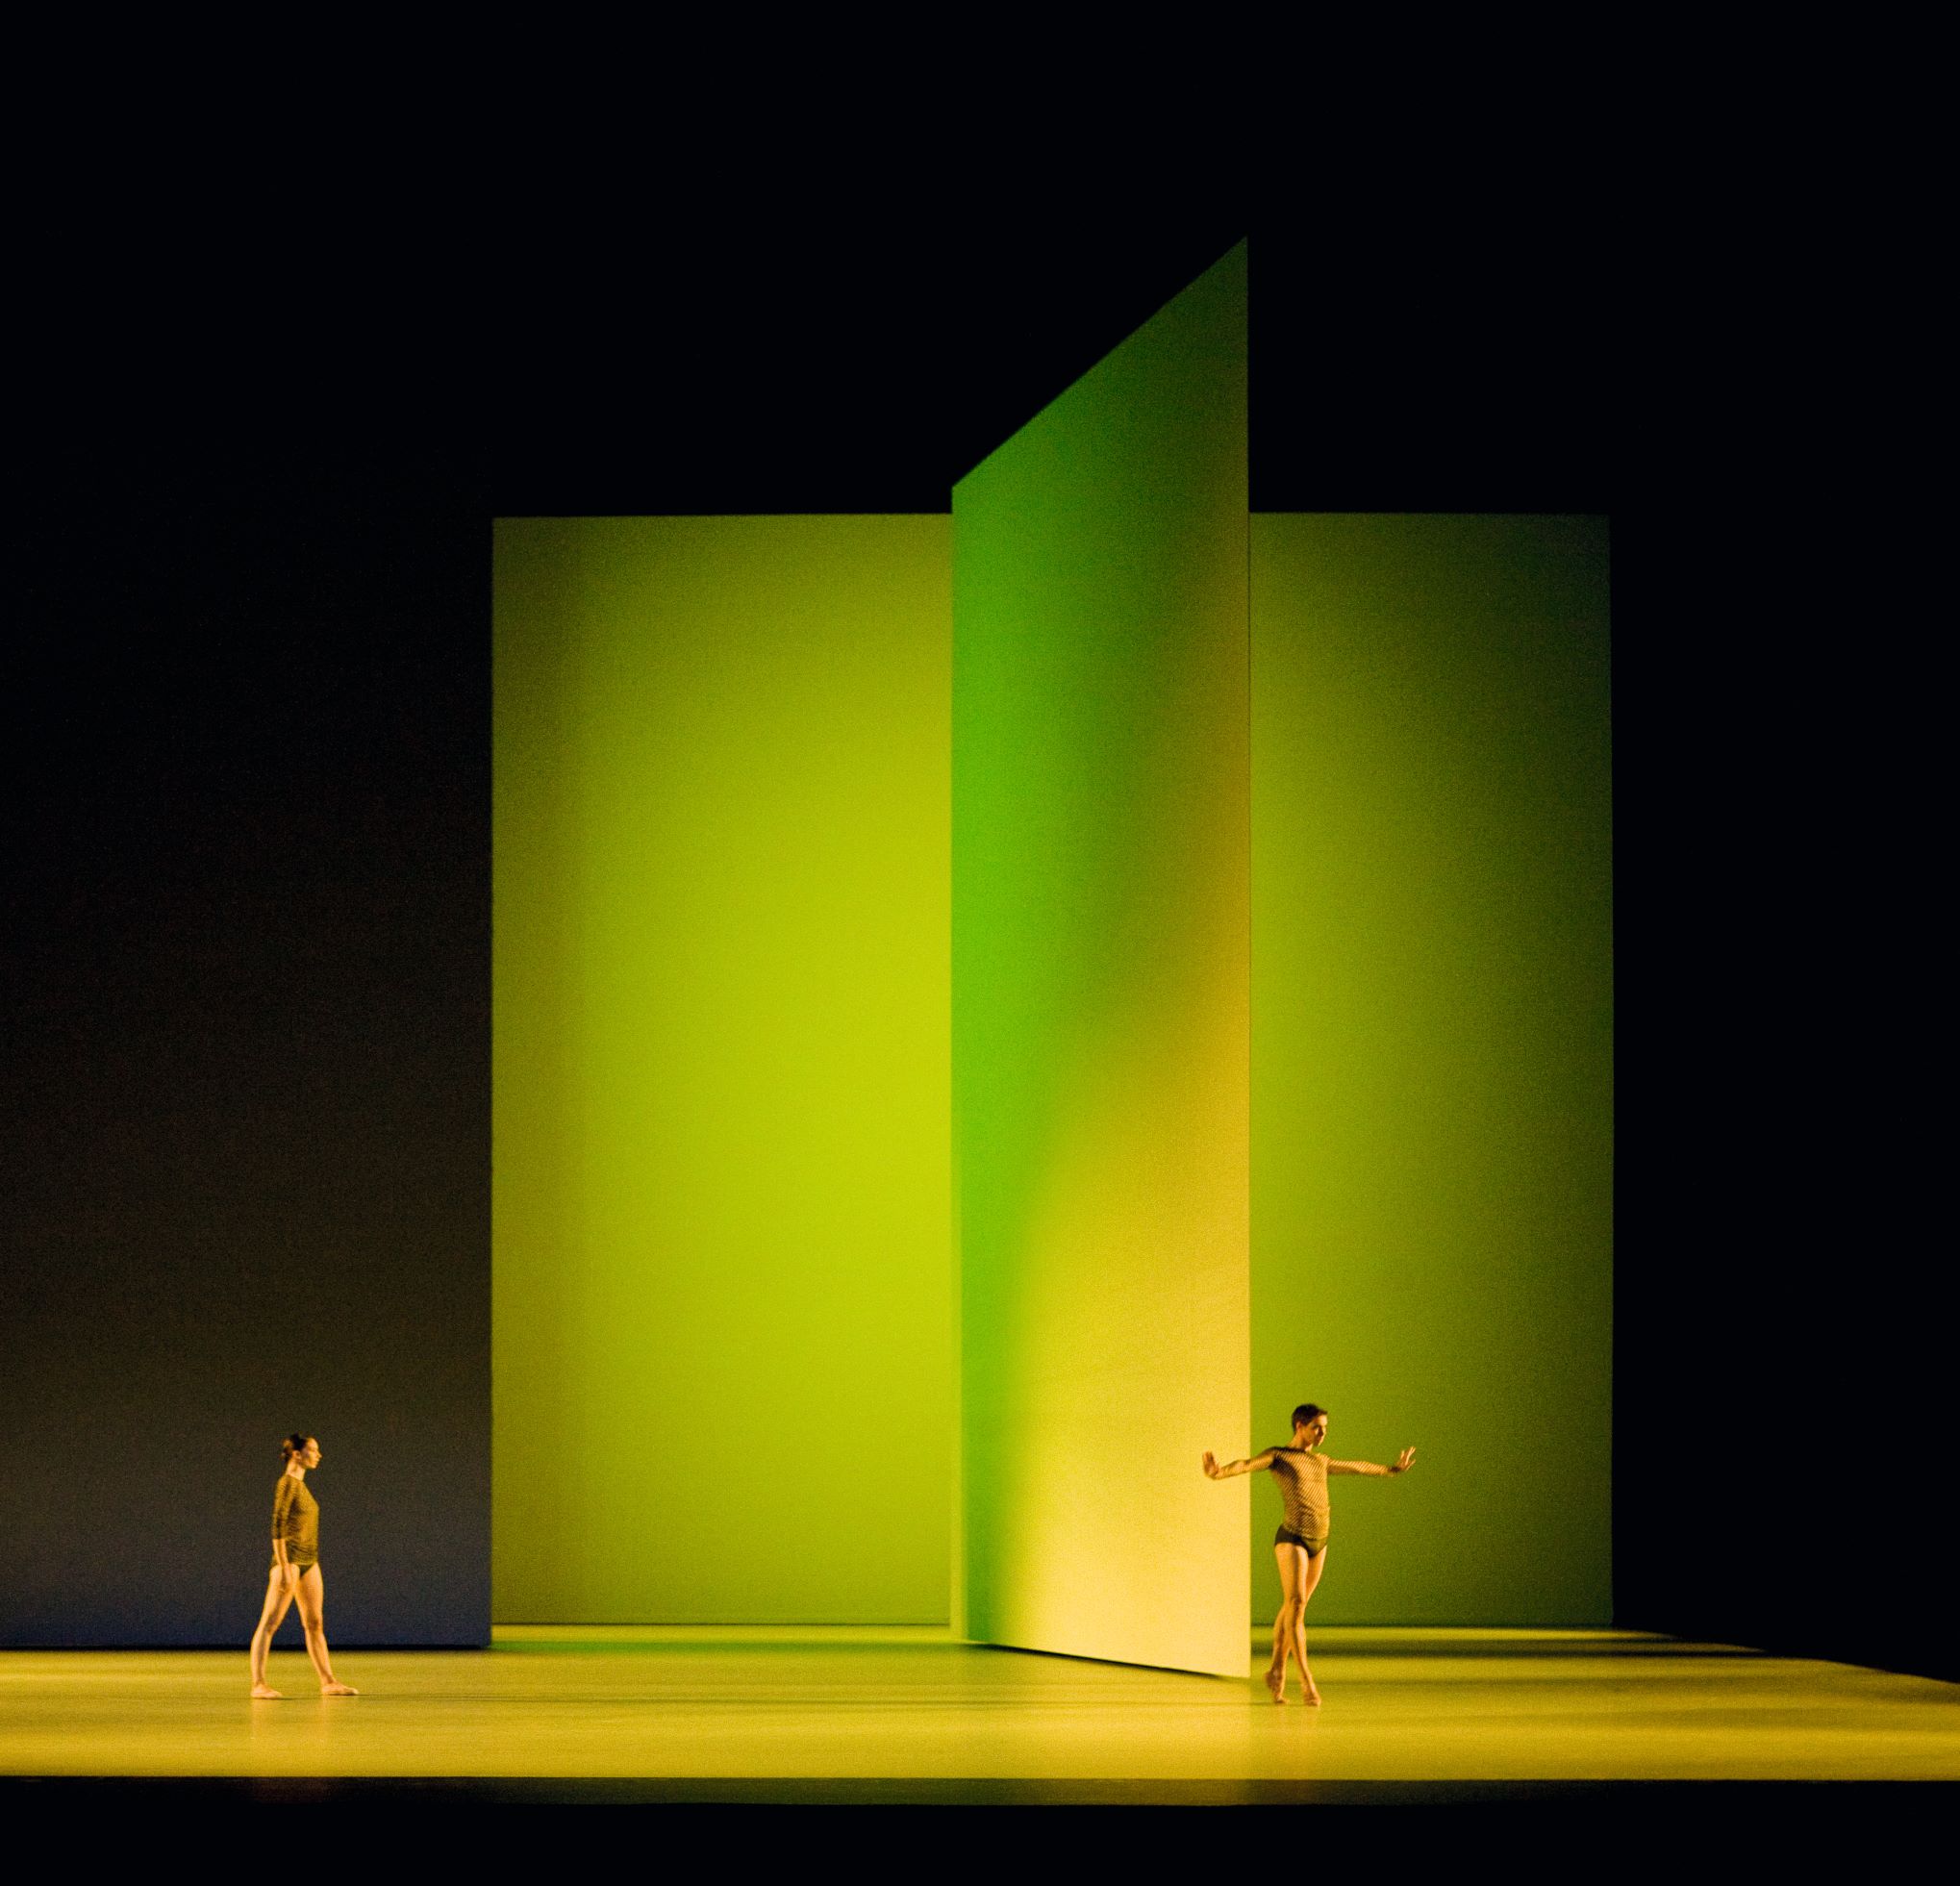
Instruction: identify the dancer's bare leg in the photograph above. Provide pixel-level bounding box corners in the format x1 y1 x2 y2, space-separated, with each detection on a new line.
295 1567 358 1696
1268 1544 1309 1701
1293 1547 1328 1704
250 1567 296 1697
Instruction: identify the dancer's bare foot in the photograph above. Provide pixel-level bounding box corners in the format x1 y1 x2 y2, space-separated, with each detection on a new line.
1302 1677 1321 1706
250 1684 283 1699
320 1681 359 1697
1263 1666 1288 1704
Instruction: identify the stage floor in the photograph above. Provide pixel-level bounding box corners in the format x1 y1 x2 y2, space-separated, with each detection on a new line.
3 1628 1956 1802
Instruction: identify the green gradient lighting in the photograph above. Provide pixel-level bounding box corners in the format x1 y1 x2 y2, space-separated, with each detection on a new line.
953 245 1250 1677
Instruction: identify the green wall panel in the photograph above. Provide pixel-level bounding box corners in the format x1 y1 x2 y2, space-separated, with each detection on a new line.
492 516 952 1622
953 246 1250 1677
1250 514 1612 1624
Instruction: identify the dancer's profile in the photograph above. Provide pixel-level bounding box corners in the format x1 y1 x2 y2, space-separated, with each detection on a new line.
1203 1404 1415 1705
249 1433 358 1698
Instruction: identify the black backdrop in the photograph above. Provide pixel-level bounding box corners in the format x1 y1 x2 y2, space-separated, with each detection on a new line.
6 482 490 1645
7 225 1947 1680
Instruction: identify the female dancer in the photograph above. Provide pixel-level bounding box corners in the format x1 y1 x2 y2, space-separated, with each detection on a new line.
249 1434 358 1697
1203 1405 1415 1704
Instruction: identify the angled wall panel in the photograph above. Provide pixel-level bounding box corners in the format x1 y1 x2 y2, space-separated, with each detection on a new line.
953 246 1249 1677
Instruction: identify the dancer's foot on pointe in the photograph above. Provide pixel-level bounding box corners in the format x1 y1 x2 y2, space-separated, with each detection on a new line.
250 1684 283 1699
320 1681 359 1697
1263 1666 1288 1703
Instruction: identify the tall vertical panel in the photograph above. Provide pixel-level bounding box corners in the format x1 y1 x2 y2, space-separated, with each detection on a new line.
493 517 952 1622
1251 515 1612 1624
953 247 1249 1677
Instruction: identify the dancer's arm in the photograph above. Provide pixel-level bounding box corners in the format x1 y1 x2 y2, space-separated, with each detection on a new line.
1202 1450 1275 1479
1326 1447 1417 1476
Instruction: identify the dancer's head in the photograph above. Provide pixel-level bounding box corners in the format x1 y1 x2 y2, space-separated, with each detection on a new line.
282 1434 320 1468
1291 1405 1328 1445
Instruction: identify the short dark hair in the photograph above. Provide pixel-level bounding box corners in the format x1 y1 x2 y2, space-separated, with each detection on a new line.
1291 1404 1326 1430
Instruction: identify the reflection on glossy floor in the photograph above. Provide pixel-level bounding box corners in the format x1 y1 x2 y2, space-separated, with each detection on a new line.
3 1629 1956 1792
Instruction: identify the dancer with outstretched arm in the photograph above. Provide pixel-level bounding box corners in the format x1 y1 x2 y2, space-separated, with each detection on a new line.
1203 1404 1415 1704
249 1433 359 1698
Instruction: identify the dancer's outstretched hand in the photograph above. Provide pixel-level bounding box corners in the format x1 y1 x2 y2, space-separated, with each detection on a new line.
1393 1447 1417 1473
1201 1451 1221 1478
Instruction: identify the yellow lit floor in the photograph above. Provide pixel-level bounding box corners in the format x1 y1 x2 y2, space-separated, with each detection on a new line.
3 1629 1956 1798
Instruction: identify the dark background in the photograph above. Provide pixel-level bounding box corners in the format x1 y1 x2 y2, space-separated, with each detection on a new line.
6 226 1945 1679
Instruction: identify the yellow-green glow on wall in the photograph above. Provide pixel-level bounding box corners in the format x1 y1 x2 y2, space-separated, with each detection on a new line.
954 245 1250 1677
1250 514 1613 1625
492 517 952 1622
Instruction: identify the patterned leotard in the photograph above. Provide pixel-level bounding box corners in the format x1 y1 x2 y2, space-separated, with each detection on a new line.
1267 1446 1329 1549
271 1475 319 1572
